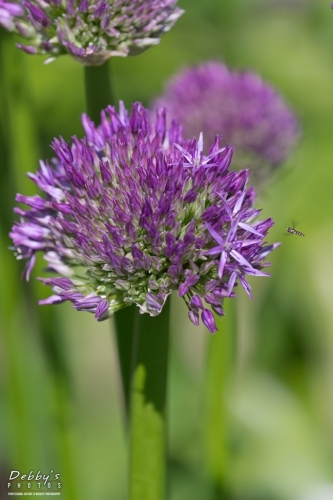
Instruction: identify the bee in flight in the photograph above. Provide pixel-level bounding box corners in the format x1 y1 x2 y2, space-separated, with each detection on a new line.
286 221 305 237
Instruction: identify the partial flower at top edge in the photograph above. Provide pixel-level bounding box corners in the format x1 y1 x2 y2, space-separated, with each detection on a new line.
0 0 184 65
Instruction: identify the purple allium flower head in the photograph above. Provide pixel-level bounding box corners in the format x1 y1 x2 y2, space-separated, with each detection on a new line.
153 61 300 180
0 0 183 65
10 102 280 333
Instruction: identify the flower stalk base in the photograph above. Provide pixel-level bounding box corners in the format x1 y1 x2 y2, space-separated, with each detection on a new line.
129 299 170 500
203 300 236 494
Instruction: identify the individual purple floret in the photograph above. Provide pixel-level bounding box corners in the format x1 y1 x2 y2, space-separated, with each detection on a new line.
0 0 183 65
10 102 280 333
153 61 299 180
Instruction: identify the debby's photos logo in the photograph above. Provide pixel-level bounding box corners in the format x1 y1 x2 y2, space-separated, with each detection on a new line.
7 470 62 496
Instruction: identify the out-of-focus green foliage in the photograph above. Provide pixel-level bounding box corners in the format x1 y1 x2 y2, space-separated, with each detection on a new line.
1 0 333 498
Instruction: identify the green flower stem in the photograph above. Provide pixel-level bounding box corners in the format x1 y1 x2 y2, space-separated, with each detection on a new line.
114 305 137 416
84 62 115 123
129 299 170 500
203 299 237 497
0 31 16 235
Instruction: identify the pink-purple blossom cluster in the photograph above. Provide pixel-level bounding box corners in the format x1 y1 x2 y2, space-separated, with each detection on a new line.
10 102 279 333
0 0 183 65
153 62 299 179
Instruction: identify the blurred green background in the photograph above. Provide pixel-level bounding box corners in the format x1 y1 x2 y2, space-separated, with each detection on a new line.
1 0 333 499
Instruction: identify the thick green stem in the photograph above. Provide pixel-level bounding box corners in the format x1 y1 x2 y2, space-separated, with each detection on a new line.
129 300 170 500
84 62 115 122
203 300 236 497
0 32 15 235
114 305 137 416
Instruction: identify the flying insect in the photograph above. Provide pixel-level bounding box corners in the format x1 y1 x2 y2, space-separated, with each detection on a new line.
286 221 305 237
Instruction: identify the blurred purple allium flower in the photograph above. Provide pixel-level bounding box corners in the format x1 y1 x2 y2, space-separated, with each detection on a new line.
0 0 22 30
153 61 299 180
0 0 183 65
10 102 280 333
